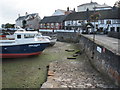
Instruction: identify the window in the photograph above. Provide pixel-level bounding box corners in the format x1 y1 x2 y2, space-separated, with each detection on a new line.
110 27 115 32
17 35 21 39
116 20 120 24
24 34 35 38
100 20 104 24
99 27 103 32
117 27 120 32
106 20 111 24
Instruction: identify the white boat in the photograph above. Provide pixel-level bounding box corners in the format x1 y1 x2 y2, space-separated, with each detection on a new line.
0 29 50 58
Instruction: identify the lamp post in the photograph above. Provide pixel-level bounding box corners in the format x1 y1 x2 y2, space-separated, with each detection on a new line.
91 6 96 59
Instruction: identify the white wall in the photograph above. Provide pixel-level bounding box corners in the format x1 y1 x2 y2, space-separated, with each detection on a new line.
52 10 65 16
16 20 23 28
77 3 98 12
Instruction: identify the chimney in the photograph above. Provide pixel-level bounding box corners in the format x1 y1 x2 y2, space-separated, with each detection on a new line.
25 12 28 16
91 0 93 3
67 7 69 11
73 8 76 12
18 14 20 17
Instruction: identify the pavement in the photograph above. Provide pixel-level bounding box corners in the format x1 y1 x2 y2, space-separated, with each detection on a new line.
82 35 120 55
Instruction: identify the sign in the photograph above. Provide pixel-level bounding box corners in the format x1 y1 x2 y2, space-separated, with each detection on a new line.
97 46 102 53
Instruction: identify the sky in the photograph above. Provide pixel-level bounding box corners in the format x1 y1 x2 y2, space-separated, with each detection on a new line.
0 0 117 27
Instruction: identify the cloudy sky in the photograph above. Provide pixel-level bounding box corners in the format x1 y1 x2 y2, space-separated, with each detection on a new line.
0 0 117 27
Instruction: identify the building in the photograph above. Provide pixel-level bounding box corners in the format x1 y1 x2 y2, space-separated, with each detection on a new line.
15 13 41 30
64 8 120 33
52 9 67 16
97 8 120 33
52 7 75 16
40 15 67 30
77 1 112 12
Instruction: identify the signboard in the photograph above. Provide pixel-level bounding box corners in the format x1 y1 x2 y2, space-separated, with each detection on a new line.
97 46 102 53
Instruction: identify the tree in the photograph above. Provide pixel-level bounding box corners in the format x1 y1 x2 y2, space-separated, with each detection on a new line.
114 0 120 8
4 23 15 28
1 24 5 28
90 12 101 21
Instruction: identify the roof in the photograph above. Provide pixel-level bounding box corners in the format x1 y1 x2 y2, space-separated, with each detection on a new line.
40 15 67 23
65 11 93 20
56 9 66 13
98 9 120 19
78 2 112 9
94 4 112 9
16 16 26 21
16 13 38 21
78 2 98 7
64 9 119 21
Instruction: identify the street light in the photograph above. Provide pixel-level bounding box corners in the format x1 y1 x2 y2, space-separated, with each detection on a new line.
91 6 97 59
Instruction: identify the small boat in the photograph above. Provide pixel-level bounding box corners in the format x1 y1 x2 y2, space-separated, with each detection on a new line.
39 35 57 46
0 29 50 58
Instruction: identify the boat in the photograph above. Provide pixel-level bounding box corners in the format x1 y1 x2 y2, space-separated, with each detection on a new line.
38 35 57 46
39 29 57 46
0 29 50 58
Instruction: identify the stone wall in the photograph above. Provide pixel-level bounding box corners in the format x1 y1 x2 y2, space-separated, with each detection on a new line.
57 32 79 43
108 32 120 39
79 35 120 86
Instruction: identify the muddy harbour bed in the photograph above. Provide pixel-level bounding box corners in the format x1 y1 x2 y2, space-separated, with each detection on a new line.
2 42 118 88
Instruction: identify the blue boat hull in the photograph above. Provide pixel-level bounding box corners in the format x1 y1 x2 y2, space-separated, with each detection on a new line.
0 43 49 58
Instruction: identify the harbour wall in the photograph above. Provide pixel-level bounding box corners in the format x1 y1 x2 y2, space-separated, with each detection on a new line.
56 32 120 86
78 35 120 86
41 30 120 86
57 32 79 43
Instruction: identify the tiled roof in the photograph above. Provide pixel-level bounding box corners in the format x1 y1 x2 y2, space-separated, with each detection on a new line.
40 15 67 23
98 9 119 19
65 12 91 20
64 9 119 21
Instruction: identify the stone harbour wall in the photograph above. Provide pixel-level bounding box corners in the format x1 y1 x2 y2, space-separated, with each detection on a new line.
108 32 120 39
57 32 79 43
78 35 120 86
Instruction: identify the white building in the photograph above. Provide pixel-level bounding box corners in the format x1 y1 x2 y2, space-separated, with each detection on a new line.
15 13 41 30
77 1 112 12
52 9 67 16
64 8 120 33
52 7 75 16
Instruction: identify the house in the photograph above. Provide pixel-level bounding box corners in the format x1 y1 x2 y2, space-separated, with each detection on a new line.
15 16 26 28
52 9 67 16
97 8 120 33
52 7 75 16
15 13 41 30
64 10 93 31
77 1 112 12
64 8 120 33
40 15 67 30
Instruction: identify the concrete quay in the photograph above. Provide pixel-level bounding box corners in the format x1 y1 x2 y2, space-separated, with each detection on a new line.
82 35 120 55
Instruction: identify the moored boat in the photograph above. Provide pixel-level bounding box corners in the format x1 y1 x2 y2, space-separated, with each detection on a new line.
0 29 50 58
